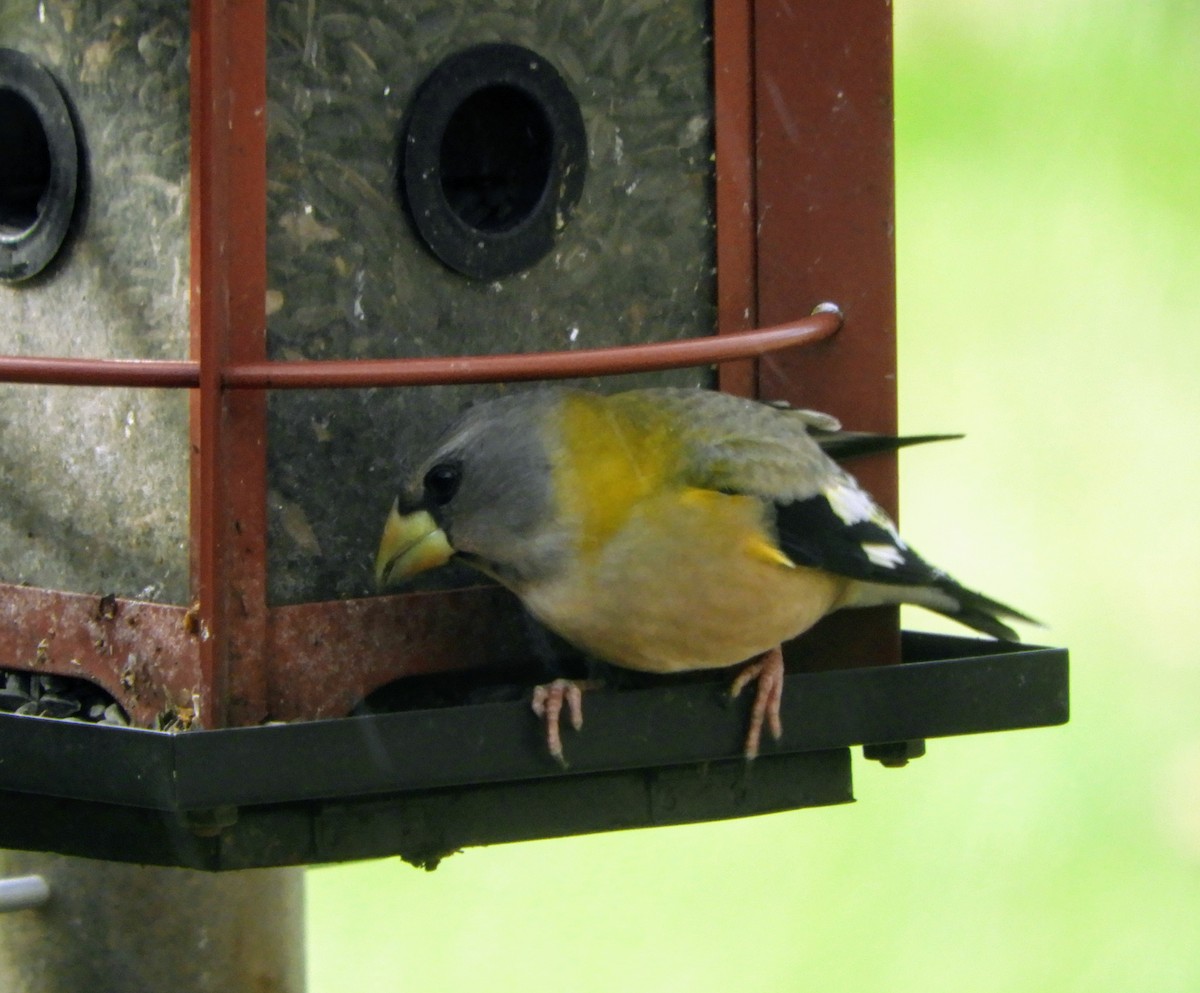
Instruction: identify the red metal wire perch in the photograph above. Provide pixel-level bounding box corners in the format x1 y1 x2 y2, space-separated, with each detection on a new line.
0 310 840 390
0 356 199 388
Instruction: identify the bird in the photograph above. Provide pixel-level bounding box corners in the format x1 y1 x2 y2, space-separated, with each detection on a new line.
374 386 1034 762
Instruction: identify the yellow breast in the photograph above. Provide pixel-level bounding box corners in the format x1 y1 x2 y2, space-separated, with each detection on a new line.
521 482 849 673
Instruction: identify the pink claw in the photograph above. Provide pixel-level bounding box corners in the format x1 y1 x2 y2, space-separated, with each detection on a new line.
728 646 786 760
531 678 597 765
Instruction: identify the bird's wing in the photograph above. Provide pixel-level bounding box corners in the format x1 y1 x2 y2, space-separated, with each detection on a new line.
620 389 1032 639
770 474 946 588
647 389 948 589
630 388 838 502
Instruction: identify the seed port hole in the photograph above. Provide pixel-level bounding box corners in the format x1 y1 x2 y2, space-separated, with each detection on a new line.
0 88 52 241
0 48 80 283
439 85 554 234
400 43 587 281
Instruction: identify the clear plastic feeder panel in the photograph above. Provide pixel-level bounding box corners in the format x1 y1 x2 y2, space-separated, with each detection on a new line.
264 0 717 605
0 3 190 604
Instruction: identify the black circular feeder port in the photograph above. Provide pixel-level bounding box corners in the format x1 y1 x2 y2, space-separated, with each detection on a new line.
0 48 80 283
401 43 587 280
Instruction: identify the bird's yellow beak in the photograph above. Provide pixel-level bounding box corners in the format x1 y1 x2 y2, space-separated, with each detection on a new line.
374 501 454 588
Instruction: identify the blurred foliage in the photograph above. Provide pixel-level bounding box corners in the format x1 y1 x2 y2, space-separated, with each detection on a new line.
308 3 1200 991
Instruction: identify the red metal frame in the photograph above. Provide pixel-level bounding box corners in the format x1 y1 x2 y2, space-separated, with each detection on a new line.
0 0 895 727
714 0 757 398
0 318 835 390
753 0 900 670
189 0 269 726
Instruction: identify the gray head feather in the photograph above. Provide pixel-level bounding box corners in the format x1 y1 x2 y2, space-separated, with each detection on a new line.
400 390 569 586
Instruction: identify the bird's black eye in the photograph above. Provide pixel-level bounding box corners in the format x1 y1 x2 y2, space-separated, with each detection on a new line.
423 462 462 506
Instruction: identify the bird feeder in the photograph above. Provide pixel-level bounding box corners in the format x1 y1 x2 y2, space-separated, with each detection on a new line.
0 0 1067 870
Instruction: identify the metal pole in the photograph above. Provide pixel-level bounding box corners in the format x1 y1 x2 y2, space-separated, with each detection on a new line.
0 851 304 993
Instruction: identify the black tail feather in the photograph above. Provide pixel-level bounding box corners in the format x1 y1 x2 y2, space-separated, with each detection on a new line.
817 431 964 461
933 580 1041 641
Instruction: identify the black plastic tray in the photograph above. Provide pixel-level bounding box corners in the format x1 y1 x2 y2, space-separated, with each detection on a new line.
0 633 1068 870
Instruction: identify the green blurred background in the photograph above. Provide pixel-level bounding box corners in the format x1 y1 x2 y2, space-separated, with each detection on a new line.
307 2 1200 989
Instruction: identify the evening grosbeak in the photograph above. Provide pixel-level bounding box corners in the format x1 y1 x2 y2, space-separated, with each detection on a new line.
375 387 1033 761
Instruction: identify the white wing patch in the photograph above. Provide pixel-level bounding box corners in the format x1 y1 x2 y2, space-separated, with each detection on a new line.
825 474 907 546
824 478 878 526
862 542 906 569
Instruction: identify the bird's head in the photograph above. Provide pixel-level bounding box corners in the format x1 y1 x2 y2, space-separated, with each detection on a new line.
374 391 569 591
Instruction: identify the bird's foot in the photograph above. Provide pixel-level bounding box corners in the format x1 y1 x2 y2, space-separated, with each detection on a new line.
728 646 786 760
531 678 602 766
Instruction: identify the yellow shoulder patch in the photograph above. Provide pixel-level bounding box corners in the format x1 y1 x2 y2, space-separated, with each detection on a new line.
678 487 796 569
744 534 797 569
